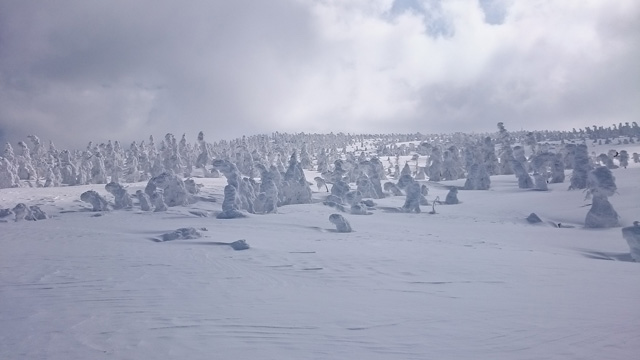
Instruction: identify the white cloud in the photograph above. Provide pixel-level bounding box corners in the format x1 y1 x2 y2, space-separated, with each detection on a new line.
0 0 638 147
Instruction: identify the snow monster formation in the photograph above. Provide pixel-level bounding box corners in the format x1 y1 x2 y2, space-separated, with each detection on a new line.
255 164 279 214
144 172 190 207
135 190 153 211
281 152 312 205
463 163 491 190
217 184 247 219
445 187 459 204
0 157 20 188
402 181 422 213
80 190 110 211
105 182 133 209
329 213 352 233
569 144 592 190
212 159 254 213
585 166 619 228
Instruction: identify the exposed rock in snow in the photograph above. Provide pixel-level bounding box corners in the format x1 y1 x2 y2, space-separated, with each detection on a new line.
526 213 543 224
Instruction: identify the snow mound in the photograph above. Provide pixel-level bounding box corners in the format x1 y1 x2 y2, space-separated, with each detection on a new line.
160 227 202 242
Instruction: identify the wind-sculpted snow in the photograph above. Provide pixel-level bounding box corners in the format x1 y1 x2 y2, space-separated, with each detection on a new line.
585 166 619 228
444 187 459 205
105 182 133 210
145 172 190 207
80 190 109 211
329 213 352 232
2 140 640 360
622 222 640 262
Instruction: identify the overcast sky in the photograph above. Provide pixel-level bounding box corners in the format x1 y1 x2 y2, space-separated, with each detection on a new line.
1 0 638 149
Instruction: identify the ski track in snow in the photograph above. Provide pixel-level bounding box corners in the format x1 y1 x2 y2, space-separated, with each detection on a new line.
1 162 640 359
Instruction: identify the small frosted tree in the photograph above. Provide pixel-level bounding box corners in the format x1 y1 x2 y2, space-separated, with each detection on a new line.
496 122 515 175
618 150 629 168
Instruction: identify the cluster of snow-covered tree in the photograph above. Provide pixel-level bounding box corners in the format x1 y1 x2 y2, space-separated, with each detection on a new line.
0 123 634 228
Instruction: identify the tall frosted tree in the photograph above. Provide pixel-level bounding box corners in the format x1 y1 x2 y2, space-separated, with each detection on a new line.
569 144 592 190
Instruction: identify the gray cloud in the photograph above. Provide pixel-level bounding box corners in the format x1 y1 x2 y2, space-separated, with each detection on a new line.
0 0 638 149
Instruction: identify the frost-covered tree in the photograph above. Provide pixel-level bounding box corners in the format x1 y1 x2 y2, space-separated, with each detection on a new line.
281 152 312 205
569 144 592 190
401 181 422 213
482 136 499 176
90 152 108 184
217 184 246 219
0 157 21 188
512 160 534 189
426 146 442 181
597 153 617 169
16 141 37 181
463 158 491 191
585 166 619 228
359 160 384 198
144 172 190 207
618 150 629 168
299 143 312 170
496 122 514 175
550 153 565 183
441 150 458 180
512 145 529 172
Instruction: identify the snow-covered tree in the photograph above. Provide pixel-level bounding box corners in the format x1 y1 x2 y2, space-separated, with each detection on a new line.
569 144 592 190
585 166 619 228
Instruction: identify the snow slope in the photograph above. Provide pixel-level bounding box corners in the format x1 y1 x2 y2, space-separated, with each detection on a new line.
1 165 639 359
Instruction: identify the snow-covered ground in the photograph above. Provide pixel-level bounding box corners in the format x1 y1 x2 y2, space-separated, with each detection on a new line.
1 156 639 359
